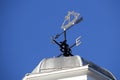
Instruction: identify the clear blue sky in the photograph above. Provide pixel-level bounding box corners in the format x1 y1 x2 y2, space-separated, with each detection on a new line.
0 0 120 80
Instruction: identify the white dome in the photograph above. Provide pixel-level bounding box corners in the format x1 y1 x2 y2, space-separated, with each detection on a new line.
31 55 116 80
32 55 83 73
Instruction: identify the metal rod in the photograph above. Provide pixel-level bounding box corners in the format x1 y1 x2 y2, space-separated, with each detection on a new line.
70 43 76 49
64 30 66 41
53 39 61 46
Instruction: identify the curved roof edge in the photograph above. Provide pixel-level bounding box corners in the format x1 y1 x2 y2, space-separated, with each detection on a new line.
82 58 116 80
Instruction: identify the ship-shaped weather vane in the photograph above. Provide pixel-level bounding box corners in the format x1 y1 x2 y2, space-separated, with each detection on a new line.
52 11 83 57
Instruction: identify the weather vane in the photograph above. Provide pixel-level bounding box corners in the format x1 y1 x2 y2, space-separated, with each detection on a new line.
52 11 83 57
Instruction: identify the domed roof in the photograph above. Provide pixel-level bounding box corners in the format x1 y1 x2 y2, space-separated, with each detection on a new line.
32 55 83 73
31 55 116 80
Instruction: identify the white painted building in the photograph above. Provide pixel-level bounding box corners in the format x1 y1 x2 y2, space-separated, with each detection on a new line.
23 55 116 80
